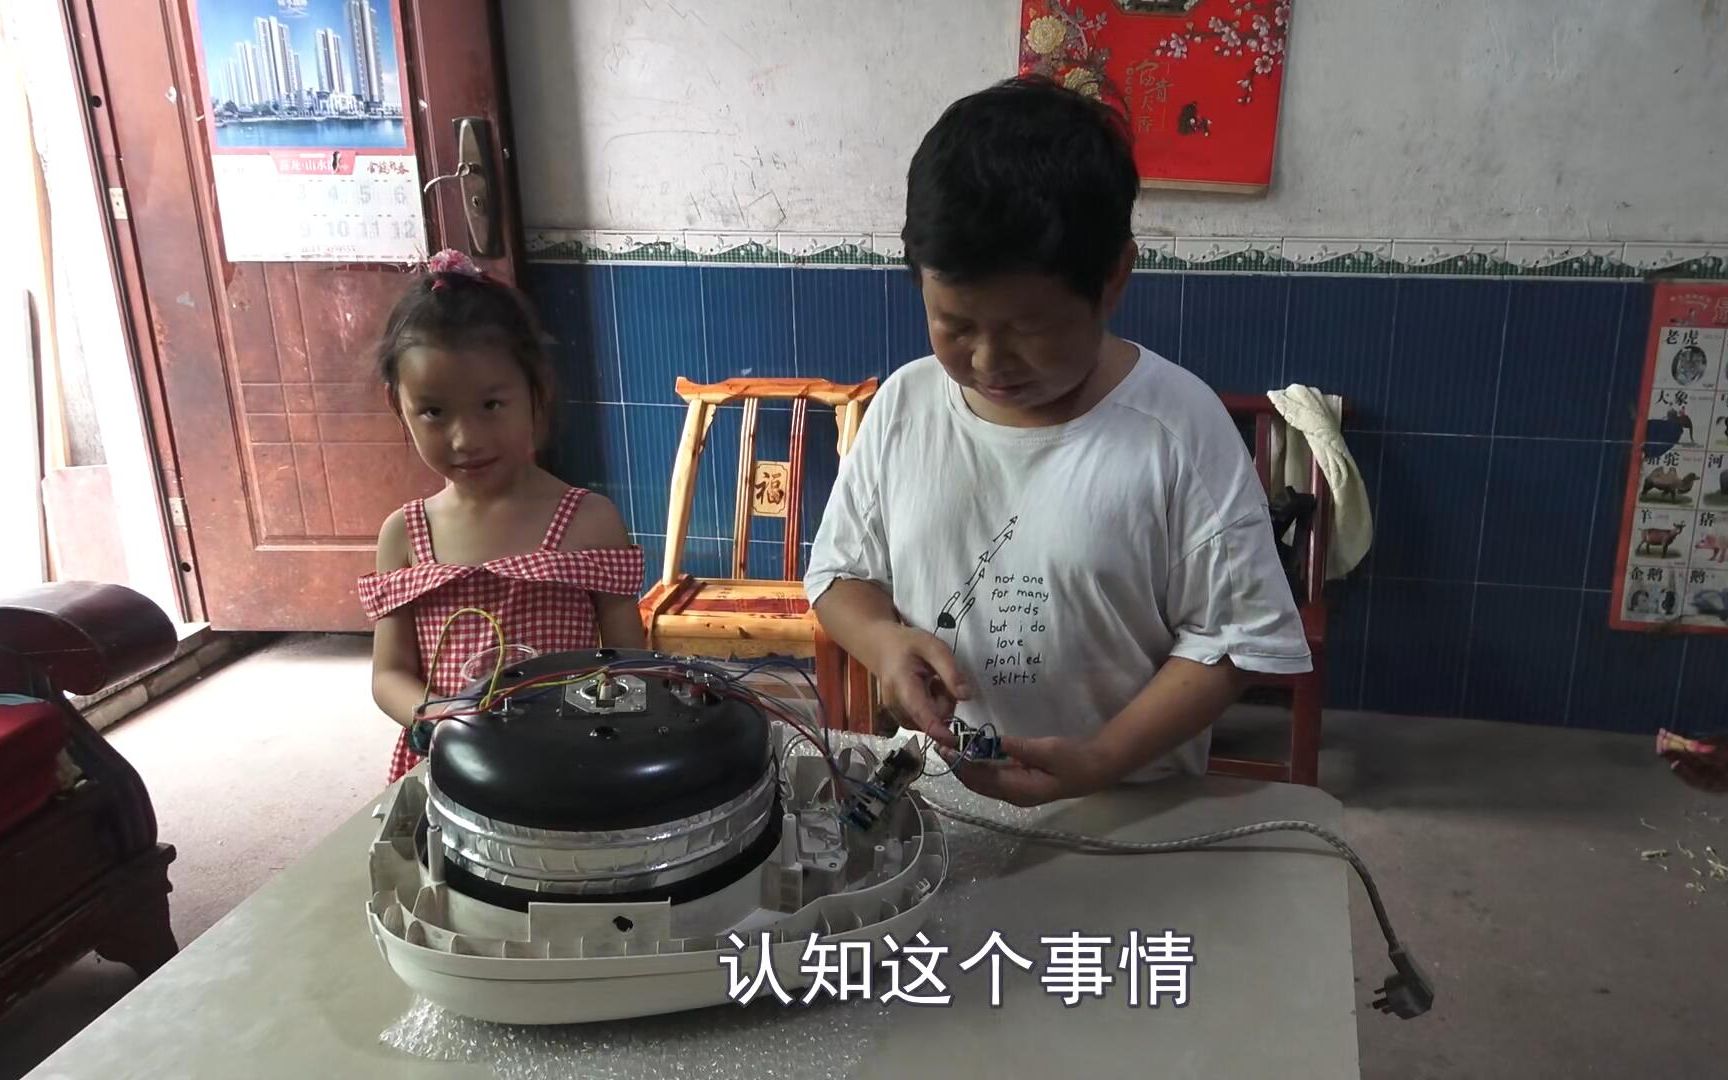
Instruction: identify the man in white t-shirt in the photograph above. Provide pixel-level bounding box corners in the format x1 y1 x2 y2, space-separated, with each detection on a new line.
804 76 1311 806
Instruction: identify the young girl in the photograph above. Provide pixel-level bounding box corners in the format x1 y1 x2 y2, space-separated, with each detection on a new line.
357 249 646 783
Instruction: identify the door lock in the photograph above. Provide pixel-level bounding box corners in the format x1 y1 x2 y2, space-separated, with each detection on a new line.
421 117 500 257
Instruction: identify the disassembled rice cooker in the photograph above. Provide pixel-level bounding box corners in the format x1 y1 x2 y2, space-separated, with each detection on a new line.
366 648 949 1025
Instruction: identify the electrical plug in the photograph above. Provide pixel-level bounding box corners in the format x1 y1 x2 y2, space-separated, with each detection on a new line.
1371 947 1434 1019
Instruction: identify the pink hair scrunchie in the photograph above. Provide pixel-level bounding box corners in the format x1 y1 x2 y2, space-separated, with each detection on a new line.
426 248 485 289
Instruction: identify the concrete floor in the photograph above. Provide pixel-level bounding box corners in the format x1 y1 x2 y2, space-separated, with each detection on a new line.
1 634 1724 1079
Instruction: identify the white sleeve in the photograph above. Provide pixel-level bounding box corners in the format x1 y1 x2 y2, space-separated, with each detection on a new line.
1155 384 1313 676
804 415 891 606
1164 507 1313 675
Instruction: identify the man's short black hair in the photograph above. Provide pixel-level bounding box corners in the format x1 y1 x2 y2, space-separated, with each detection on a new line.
902 75 1138 305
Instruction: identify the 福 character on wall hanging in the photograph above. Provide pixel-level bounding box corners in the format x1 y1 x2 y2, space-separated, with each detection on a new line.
1018 0 1292 193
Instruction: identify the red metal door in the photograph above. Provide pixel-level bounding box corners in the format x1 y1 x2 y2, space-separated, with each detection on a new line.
69 0 524 630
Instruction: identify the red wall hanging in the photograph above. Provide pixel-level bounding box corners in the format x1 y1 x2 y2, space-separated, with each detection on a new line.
1018 0 1291 193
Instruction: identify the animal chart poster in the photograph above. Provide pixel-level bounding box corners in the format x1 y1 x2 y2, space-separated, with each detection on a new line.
1017 0 1291 192
1611 282 1728 633
188 0 426 262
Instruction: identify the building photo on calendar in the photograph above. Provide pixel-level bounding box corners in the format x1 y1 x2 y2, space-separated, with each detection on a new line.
196 0 406 151
185 0 424 263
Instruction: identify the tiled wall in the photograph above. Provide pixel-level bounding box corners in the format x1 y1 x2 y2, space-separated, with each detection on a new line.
526 262 1728 735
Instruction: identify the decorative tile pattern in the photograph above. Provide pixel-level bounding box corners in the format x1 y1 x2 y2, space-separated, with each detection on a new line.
1504 242 1637 279
778 233 876 266
684 232 785 265
1389 240 1512 277
527 229 1728 280
547 230 688 264
1173 236 1289 273
870 232 906 262
1623 244 1728 276
1131 236 1180 271
1281 238 1397 275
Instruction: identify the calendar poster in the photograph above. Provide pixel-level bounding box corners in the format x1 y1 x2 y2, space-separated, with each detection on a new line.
189 0 426 262
1611 282 1728 633
1018 0 1291 192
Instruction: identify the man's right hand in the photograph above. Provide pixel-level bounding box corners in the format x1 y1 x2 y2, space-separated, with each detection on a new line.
867 625 973 737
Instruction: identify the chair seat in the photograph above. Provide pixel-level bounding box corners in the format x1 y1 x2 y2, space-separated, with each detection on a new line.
640 576 827 651
644 576 812 622
640 575 852 726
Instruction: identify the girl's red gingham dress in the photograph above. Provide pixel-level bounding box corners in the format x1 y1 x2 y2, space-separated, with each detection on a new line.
357 486 643 784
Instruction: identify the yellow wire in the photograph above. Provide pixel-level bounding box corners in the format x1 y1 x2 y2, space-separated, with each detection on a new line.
421 606 508 711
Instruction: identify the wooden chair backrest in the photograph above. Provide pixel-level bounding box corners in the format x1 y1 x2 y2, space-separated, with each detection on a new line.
1218 393 1343 610
659 377 879 587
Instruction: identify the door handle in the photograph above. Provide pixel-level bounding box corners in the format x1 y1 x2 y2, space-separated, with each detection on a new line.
422 116 500 257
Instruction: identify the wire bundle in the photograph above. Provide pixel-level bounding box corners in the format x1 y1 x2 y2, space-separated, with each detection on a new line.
410 607 853 794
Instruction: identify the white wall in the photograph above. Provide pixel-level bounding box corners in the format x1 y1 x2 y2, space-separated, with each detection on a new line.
503 0 1728 242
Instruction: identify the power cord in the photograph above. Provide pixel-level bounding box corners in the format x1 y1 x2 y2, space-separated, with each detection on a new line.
921 796 1434 1020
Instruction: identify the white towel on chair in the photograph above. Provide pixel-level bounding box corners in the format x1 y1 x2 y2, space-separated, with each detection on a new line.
1265 384 1373 580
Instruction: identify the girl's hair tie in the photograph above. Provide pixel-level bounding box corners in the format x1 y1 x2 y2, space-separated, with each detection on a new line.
426 248 486 290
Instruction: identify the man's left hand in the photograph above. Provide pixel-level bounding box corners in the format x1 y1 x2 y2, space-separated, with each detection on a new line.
942 733 1117 807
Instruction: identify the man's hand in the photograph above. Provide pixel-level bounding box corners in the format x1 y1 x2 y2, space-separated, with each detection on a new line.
812 580 973 735
938 656 1250 808
941 733 1115 807
869 625 973 737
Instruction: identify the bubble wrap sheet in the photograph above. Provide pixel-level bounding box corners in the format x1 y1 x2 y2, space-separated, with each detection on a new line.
379 735 1043 1080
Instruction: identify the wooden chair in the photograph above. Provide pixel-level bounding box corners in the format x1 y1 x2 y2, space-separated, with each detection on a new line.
639 377 879 730
1206 394 1343 787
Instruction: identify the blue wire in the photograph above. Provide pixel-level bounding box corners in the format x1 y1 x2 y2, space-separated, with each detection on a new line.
733 657 831 754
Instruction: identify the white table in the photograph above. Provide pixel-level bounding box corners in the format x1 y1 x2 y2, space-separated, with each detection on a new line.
26 772 1360 1078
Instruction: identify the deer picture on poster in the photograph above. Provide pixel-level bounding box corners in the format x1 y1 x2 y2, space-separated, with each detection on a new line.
1018 0 1292 192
